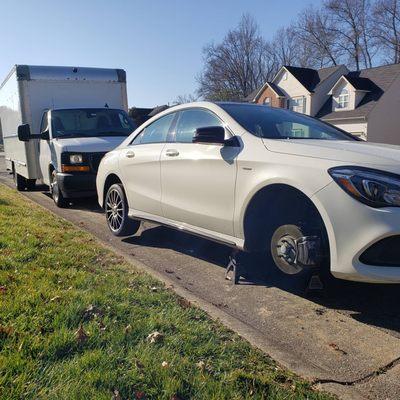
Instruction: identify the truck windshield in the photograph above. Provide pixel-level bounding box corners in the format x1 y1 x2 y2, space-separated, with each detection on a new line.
51 108 136 138
219 103 357 141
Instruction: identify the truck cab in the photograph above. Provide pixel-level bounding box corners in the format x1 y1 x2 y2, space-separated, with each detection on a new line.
35 107 135 206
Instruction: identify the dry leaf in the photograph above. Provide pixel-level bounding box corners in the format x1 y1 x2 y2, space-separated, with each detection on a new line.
161 361 169 368
124 324 132 333
111 389 122 400
135 391 145 399
75 324 88 344
177 298 191 309
50 296 61 302
0 286 7 294
146 331 164 344
196 360 205 371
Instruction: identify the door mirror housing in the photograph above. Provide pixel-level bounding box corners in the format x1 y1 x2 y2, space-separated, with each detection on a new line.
17 124 31 142
193 126 225 145
40 130 50 141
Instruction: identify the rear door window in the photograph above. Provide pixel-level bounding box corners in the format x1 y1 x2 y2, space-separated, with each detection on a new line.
132 113 175 145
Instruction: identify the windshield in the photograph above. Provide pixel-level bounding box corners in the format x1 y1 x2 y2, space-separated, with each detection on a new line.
51 108 136 138
219 103 357 141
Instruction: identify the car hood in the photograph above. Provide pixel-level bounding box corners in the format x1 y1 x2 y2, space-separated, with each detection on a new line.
263 139 400 166
54 136 126 153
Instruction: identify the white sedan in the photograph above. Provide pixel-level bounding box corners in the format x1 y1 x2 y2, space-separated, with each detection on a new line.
96 102 400 283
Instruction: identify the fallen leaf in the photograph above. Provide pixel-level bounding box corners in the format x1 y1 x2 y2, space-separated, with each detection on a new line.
146 331 164 344
83 304 104 321
125 324 132 333
170 395 183 400
177 297 191 309
134 359 144 370
75 324 89 344
0 286 7 294
111 389 122 400
150 286 158 292
50 296 61 302
161 361 169 368
135 391 145 399
328 342 347 355
196 360 205 371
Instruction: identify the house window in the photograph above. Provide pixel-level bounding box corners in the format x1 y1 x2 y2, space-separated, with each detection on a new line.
263 97 271 106
290 96 306 114
338 88 349 109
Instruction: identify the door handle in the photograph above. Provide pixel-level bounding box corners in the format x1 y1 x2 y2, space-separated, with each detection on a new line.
125 150 135 158
165 149 179 157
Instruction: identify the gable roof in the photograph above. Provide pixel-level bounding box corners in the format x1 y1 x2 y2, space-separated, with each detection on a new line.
244 82 285 102
281 65 344 92
318 63 400 120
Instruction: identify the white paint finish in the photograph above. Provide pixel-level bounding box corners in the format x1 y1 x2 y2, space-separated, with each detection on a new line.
118 143 166 216
97 101 400 283
368 74 400 145
160 142 238 235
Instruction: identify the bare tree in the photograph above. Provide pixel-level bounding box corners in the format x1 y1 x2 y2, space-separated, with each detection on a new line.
173 93 199 105
373 0 400 63
325 0 375 69
197 14 278 101
269 26 303 66
295 7 343 67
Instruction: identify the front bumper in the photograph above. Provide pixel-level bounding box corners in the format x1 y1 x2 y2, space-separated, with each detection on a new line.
313 181 400 283
56 172 97 199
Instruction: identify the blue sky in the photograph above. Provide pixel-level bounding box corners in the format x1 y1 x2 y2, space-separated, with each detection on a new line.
1 0 321 107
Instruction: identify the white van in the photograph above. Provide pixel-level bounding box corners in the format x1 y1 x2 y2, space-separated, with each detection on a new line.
0 65 136 206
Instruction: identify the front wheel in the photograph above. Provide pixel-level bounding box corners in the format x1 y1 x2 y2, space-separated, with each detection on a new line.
105 183 141 236
50 170 68 208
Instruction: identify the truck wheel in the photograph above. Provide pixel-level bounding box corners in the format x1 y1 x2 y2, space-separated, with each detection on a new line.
50 170 68 208
105 183 141 236
13 171 26 191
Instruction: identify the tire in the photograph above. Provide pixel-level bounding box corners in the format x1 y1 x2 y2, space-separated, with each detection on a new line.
13 170 26 191
105 183 141 236
50 170 68 208
26 179 36 191
270 224 323 276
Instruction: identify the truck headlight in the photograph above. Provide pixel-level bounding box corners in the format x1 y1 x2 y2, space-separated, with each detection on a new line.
69 154 83 164
329 166 400 208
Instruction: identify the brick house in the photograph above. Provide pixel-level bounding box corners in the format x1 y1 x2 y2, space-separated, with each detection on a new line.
245 63 400 143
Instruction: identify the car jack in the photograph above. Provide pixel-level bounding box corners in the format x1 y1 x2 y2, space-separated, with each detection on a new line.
225 250 245 285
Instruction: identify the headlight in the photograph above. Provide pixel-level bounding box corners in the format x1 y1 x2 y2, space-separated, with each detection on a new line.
329 166 400 208
69 154 83 164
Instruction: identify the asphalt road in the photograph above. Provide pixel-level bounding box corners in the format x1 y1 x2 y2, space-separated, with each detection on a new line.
2 154 400 399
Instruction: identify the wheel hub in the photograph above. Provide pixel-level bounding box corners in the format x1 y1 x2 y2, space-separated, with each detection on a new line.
277 236 297 264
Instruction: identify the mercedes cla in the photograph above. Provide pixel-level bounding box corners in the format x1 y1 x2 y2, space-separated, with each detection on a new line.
96 102 400 283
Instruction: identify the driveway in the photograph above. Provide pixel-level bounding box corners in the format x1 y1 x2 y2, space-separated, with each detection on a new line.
2 154 400 399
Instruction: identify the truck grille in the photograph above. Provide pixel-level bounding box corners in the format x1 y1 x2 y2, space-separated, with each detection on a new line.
89 152 107 172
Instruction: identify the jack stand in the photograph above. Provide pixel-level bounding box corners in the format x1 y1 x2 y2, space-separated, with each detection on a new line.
225 250 244 285
306 273 324 295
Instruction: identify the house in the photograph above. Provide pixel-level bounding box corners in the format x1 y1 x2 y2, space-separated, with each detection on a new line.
246 63 400 143
245 65 347 116
317 64 400 143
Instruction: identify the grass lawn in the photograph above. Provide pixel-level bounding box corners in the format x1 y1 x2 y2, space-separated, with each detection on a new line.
0 184 332 400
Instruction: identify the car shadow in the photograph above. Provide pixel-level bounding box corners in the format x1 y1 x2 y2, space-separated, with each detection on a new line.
123 224 400 336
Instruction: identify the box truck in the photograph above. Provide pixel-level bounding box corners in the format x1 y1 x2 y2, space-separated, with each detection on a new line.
0 65 136 207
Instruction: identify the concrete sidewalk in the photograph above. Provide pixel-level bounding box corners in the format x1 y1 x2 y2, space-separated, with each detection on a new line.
1 155 400 399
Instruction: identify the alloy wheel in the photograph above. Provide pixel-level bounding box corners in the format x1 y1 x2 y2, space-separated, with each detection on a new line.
105 188 124 232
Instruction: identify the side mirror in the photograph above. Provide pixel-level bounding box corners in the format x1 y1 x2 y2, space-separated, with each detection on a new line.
17 124 31 142
193 126 225 145
40 130 50 141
